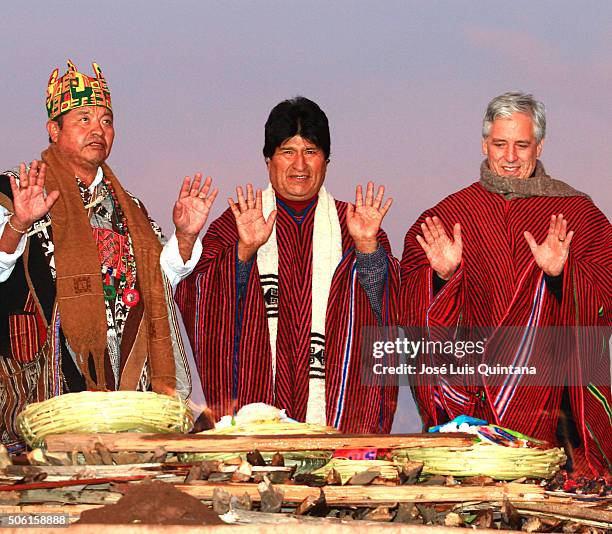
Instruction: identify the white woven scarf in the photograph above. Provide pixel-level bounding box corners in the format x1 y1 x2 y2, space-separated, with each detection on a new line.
258 184 342 424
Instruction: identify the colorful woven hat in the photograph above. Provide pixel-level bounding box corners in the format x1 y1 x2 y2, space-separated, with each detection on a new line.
46 60 112 120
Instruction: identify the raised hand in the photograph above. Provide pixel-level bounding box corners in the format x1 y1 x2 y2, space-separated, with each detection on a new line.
173 173 218 238
173 173 218 262
346 182 393 253
416 216 462 280
524 213 574 277
228 184 277 262
9 161 59 230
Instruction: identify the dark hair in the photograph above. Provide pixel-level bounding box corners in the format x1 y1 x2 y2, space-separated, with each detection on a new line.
263 96 331 161
48 114 64 143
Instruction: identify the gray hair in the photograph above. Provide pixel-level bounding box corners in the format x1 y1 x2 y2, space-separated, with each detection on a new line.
482 92 546 143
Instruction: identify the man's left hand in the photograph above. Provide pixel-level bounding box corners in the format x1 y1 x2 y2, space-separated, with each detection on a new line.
347 182 393 253
173 173 218 262
524 213 574 277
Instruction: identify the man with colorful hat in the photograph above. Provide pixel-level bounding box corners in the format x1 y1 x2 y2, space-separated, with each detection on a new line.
0 61 217 450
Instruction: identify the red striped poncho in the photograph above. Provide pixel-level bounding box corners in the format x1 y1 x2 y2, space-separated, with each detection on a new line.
400 181 611 477
176 199 399 432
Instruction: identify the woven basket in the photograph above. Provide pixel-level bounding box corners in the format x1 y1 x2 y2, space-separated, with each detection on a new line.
16 391 192 448
393 442 566 480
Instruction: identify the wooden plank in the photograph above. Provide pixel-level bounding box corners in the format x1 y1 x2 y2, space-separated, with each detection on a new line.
2 463 164 478
2 463 294 482
210 509 401 525
19 489 121 506
0 475 147 492
0 516 515 534
514 502 612 524
217 509 494 527
176 481 547 505
45 433 475 453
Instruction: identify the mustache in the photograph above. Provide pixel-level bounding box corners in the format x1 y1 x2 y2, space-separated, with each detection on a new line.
86 137 107 148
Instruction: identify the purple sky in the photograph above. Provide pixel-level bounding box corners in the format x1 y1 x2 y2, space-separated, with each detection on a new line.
2 1 610 431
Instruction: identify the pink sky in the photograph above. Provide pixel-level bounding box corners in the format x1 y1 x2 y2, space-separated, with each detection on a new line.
2 1 610 431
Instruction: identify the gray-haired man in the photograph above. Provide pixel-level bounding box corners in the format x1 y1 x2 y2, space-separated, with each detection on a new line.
400 92 611 478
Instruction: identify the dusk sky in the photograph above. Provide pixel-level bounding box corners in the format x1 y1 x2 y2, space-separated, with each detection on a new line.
2 1 610 431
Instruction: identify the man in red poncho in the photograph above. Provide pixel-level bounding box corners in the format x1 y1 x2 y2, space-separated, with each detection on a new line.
400 92 611 477
176 97 399 432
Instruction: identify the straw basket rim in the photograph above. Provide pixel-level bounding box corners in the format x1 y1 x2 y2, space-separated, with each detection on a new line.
16 391 192 448
393 441 566 480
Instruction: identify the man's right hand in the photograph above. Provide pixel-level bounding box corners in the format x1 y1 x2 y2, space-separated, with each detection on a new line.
228 184 277 262
10 161 59 230
416 216 462 280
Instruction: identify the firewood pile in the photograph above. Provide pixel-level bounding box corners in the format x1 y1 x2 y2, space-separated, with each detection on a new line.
1 433 610 531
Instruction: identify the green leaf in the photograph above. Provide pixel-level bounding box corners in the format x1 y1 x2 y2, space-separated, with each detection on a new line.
463 514 477 525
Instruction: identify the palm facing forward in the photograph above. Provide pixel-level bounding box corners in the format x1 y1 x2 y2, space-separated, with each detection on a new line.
229 184 277 262
10 161 59 229
347 182 393 253
524 213 573 277
173 173 218 238
416 216 462 280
